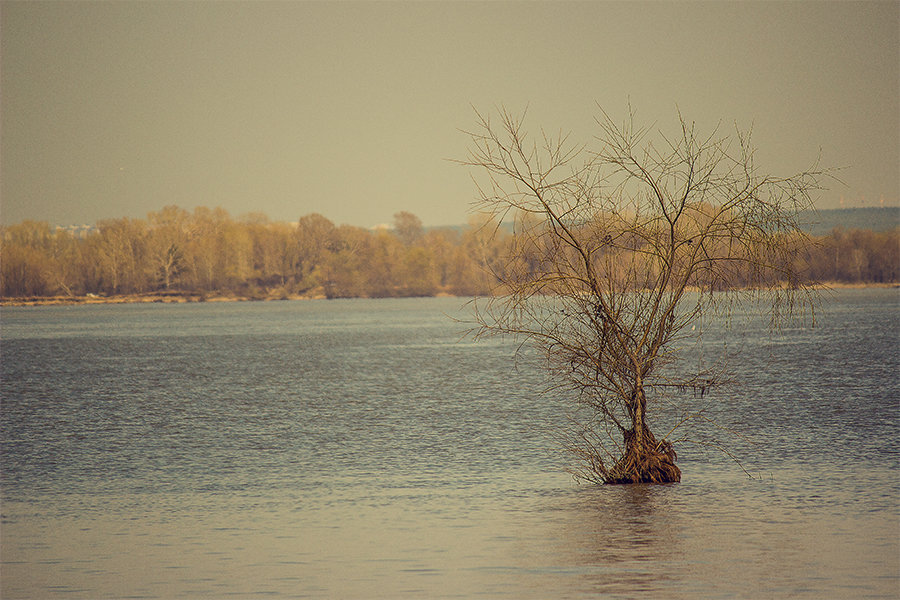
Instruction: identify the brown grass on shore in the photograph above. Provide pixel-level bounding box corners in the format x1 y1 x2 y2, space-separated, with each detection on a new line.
813 281 899 290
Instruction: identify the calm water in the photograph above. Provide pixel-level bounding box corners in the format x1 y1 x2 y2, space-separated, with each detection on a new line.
2 290 898 598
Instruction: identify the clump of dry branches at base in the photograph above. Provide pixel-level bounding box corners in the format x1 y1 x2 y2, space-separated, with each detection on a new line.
568 423 681 484
462 104 830 484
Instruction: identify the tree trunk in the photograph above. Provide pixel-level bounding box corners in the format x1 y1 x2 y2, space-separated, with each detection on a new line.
606 386 681 484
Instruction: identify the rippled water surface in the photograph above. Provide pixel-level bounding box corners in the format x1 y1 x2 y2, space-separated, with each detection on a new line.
2 290 898 598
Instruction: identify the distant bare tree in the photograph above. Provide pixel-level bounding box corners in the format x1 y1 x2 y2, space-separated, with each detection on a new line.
461 106 828 483
393 211 424 245
295 213 339 289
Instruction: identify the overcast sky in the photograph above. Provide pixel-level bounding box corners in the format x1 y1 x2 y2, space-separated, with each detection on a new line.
2 1 897 228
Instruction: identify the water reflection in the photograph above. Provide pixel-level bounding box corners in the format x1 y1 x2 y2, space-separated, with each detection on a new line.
533 483 684 596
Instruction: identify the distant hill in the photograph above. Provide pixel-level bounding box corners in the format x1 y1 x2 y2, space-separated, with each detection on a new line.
431 207 900 237
799 207 900 236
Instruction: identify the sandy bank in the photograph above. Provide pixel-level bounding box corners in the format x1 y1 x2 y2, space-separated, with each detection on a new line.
2 283 895 307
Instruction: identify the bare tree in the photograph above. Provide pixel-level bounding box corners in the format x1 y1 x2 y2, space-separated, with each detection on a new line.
461 106 828 484
393 211 425 245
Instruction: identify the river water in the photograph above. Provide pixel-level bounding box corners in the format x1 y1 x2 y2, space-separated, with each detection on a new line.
1 289 898 598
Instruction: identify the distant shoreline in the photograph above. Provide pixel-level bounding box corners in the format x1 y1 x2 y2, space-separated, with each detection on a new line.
2 284 895 307
0 292 321 307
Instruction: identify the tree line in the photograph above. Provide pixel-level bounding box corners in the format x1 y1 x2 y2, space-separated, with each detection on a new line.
1 205 897 299
0 207 497 298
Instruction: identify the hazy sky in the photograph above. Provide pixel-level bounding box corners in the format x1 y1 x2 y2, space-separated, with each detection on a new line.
2 1 898 228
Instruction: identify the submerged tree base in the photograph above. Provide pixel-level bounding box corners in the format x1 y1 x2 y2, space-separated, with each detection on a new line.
605 428 681 484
